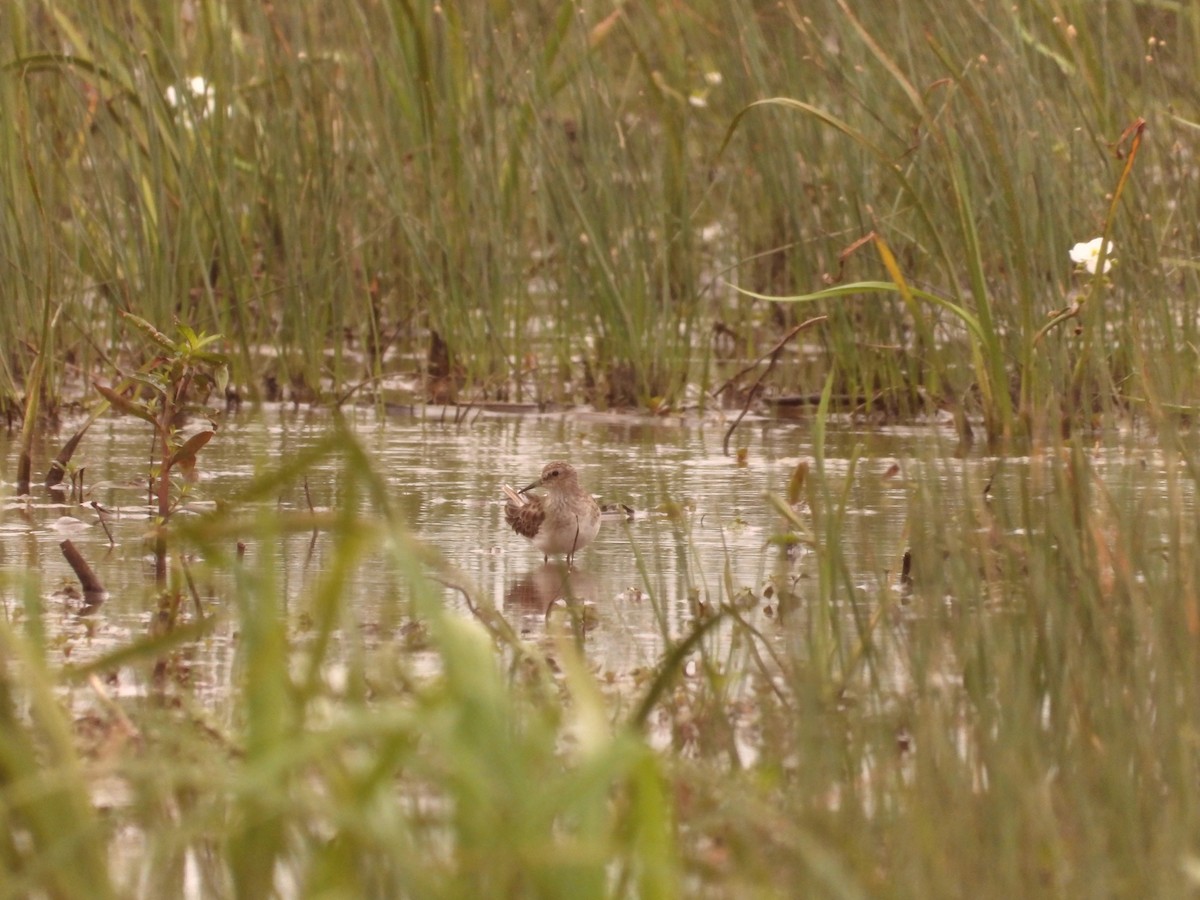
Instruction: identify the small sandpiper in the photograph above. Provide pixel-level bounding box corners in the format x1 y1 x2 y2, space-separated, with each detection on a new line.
502 461 601 566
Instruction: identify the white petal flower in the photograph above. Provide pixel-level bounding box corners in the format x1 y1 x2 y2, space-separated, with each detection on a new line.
1069 237 1115 275
189 77 216 117
165 76 218 119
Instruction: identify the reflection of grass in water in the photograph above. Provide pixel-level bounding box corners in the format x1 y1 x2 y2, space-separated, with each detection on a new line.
3 419 1200 894
1 2 1198 432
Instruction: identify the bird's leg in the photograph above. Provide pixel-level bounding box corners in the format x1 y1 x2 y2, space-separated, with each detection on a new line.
568 520 582 569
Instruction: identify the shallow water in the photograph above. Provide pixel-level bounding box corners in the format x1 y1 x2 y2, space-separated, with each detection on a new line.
1 405 1185 714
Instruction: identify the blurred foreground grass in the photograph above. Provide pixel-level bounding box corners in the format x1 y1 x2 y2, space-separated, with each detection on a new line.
1 420 1199 897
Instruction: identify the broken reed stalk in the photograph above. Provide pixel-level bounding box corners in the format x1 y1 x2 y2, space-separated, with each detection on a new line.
59 539 106 595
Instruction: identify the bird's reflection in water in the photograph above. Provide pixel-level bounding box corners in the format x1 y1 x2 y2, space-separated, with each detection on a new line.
505 564 600 636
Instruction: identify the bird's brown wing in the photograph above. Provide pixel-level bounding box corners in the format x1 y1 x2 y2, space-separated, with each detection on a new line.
503 485 544 540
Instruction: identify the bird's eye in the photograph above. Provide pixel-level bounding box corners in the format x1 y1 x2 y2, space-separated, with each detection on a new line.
548 469 559 478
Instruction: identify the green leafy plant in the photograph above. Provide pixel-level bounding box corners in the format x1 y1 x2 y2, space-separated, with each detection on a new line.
88 313 228 584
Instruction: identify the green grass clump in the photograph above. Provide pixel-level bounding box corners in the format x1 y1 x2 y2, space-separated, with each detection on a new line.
0 1 1196 432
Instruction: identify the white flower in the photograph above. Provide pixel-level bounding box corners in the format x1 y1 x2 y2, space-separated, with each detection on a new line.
1069 237 1115 275
165 75 217 119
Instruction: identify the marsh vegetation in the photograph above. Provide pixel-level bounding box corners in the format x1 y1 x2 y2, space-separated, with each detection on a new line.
2 1 1200 896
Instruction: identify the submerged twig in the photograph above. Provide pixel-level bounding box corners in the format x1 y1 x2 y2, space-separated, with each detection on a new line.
60 539 106 595
715 315 827 456
180 555 205 622
91 501 114 546
433 573 521 646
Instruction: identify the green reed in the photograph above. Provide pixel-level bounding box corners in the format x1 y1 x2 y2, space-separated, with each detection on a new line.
720 4 1196 443
2 0 1197 428
644 427 1200 896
